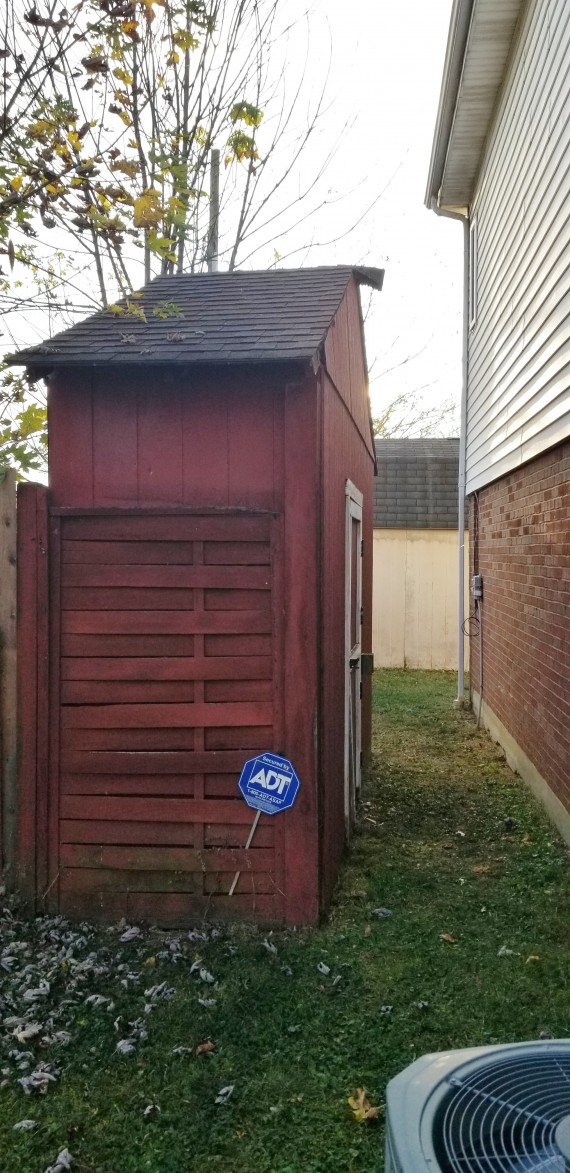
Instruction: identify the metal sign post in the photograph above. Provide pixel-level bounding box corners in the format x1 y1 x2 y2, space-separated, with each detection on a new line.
229 752 301 896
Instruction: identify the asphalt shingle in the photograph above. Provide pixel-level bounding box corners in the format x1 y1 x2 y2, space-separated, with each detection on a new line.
9 266 383 374
374 437 461 528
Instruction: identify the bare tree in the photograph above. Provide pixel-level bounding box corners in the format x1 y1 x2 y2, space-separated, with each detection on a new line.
372 390 458 439
0 0 352 469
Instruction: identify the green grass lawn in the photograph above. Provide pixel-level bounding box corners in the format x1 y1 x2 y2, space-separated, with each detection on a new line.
2 669 570 1173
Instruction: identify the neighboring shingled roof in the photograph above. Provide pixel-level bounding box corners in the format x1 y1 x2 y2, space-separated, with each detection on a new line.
8 266 384 374
374 437 460 528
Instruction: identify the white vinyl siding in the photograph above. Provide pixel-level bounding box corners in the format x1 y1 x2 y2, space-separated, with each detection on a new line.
466 0 570 494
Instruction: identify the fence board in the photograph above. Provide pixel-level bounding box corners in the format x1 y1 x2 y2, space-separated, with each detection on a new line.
61 819 196 845
61 610 271 635
61 795 256 823
0 471 17 876
60 844 274 871
61 700 273 729
60 749 247 774
61 681 197 704
61 655 271 681
63 515 271 541
62 564 269 588
16 483 49 904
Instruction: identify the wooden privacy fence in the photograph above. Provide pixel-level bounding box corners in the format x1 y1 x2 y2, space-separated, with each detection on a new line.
0 470 17 879
0 477 49 895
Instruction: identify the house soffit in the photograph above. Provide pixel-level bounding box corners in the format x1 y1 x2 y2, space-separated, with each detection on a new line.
427 0 525 211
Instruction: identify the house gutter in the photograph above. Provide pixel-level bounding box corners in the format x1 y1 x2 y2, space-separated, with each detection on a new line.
423 0 476 210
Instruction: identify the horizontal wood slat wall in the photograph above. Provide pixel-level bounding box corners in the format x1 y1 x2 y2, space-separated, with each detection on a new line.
56 512 282 923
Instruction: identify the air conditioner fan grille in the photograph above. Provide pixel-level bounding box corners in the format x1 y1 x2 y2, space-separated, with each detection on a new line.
434 1051 570 1172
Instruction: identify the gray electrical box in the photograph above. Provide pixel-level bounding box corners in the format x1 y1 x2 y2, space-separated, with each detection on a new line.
472 574 483 599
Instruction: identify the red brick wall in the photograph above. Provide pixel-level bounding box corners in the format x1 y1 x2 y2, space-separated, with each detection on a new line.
469 441 570 807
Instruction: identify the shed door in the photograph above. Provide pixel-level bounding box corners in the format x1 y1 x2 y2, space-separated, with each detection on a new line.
344 481 363 838
54 511 282 923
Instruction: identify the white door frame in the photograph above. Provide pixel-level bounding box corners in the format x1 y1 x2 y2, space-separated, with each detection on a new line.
344 479 363 838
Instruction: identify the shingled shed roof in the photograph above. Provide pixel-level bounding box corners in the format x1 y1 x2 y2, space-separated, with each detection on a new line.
374 437 460 529
9 265 384 375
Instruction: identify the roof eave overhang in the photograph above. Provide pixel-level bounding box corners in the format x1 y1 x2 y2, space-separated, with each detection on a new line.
9 354 315 383
425 0 525 213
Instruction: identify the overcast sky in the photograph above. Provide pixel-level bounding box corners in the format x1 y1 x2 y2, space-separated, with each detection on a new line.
297 0 464 429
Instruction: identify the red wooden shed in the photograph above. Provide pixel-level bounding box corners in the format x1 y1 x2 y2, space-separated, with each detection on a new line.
11 265 383 926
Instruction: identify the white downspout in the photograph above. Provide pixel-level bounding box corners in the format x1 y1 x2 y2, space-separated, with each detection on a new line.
456 217 469 707
430 200 469 706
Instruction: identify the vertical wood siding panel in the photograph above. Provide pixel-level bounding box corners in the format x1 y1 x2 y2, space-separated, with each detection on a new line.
467 0 570 492
92 379 138 504
320 372 374 911
323 282 374 459
47 515 62 910
35 490 50 900
16 484 49 905
137 382 184 504
48 375 93 508
182 383 229 507
346 281 371 447
0 471 17 877
282 377 320 924
228 384 276 509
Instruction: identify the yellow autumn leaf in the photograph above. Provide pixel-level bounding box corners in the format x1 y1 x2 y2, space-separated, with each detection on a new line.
167 49 180 66
113 67 133 85
347 1088 380 1123
125 299 147 322
10 176 23 192
139 0 165 24
108 303 125 315
133 188 162 229
172 29 199 51
121 19 139 38
27 119 55 141
110 158 139 179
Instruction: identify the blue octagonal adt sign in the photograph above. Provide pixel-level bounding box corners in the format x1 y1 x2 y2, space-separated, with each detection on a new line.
238 752 300 816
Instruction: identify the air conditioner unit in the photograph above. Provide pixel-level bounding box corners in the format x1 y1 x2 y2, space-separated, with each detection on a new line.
385 1039 570 1171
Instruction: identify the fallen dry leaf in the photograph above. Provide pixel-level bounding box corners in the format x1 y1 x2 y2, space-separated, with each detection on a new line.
526 955 541 964
364 925 371 937
196 1040 215 1056
439 933 456 944
473 865 489 874
348 1087 380 1123
143 957 156 968
521 834 531 846
214 1084 234 1106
